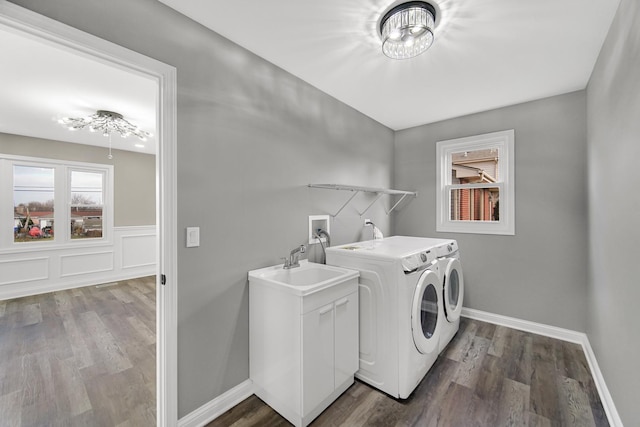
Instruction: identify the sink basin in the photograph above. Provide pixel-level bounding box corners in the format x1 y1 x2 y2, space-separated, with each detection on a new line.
248 260 359 296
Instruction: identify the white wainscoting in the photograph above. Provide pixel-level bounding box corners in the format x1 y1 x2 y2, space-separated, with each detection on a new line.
0 225 156 300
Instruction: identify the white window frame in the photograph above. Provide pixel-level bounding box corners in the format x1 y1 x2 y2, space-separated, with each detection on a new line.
0 154 114 253
436 129 515 235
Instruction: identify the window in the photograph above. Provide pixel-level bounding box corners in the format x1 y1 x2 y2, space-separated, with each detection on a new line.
1 154 113 251
13 165 55 243
70 170 104 239
436 130 514 235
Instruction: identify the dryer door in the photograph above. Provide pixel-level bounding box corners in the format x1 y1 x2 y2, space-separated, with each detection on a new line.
443 258 464 322
411 269 441 354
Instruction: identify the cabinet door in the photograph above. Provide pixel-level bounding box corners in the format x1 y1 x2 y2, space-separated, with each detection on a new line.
302 302 335 413
334 292 358 387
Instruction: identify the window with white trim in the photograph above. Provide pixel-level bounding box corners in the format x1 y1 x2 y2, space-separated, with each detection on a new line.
0 154 113 250
436 130 515 235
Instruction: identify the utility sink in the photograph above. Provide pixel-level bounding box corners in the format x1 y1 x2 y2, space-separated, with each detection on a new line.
248 260 359 296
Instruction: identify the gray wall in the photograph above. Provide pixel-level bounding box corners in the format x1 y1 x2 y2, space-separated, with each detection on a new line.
586 0 640 423
393 91 588 332
8 0 394 416
0 132 155 226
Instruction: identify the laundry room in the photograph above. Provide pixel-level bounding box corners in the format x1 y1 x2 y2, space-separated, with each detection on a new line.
1 0 638 426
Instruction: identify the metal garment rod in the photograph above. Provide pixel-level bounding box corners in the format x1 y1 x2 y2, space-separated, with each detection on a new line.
308 184 417 217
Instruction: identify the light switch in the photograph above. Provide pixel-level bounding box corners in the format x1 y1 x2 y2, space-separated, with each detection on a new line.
186 227 200 248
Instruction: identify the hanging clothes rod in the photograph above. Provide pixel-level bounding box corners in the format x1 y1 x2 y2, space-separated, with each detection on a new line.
308 184 417 216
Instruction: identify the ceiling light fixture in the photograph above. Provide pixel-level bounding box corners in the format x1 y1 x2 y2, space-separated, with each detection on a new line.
380 1 436 60
59 110 151 140
59 110 151 159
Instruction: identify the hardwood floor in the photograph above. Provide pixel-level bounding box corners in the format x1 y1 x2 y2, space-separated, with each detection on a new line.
0 276 156 426
209 318 609 427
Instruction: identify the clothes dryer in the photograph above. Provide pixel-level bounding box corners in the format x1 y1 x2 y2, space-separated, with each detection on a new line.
434 241 464 353
326 236 444 399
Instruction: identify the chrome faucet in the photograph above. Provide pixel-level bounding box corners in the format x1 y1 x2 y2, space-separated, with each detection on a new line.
283 245 306 269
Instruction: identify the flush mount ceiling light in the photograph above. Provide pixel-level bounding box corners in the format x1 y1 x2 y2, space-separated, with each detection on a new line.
380 1 436 60
59 110 151 159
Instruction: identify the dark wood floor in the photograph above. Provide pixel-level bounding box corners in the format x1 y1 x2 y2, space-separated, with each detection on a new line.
209 318 609 427
0 276 156 426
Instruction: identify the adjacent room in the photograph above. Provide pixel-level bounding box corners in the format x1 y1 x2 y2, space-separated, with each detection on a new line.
1 0 638 426
0 24 159 425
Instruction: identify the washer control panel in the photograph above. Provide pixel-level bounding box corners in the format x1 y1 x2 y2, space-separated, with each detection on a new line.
435 240 458 257
402 249 437 273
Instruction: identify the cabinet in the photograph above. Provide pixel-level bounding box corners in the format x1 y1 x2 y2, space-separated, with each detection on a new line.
249 273 358 427
302 292 358 413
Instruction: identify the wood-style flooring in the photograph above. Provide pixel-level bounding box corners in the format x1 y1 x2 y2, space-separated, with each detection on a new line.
0 276 156 426
209 318 609 427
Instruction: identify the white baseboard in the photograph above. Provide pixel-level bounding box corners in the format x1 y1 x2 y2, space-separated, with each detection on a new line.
461 307 623 427
461 307 585 344
580 336 624 427
177 379 254 427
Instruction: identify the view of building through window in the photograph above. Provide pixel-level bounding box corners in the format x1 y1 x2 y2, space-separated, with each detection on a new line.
12 164 105 243
13 165 55 242
450 148 500 222
70 170 104 239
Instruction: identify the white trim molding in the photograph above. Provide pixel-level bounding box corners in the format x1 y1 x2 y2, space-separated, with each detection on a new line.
462 307 623 426
178 380 254 427
461 307 584 344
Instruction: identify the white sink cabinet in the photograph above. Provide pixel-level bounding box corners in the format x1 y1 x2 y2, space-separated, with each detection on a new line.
249 261 359 427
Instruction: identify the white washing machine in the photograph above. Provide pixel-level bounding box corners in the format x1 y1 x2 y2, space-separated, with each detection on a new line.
326 236 444 399
434 241 464 353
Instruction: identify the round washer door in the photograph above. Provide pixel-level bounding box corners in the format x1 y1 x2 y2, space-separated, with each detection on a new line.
411 269 441 354
443 258 464 322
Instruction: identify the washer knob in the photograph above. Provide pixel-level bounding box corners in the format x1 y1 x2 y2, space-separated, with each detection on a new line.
420 252 427 262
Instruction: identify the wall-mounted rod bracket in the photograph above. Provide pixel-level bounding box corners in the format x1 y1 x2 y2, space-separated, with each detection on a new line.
385 193 410 215
359 192 384 217
308 184 417 217
332 190 360 217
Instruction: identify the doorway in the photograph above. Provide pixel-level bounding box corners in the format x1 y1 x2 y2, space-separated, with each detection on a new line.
0 3 177 425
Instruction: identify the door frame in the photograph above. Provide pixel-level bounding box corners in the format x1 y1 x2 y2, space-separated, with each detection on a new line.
0 3 178 425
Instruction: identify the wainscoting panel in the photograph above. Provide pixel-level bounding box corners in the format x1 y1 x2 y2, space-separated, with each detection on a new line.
121 233 156 269
60 250 114 277
0 225 156 299
0 256 49 286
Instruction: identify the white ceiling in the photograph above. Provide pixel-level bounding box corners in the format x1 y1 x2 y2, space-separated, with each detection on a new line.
158 0 620 130
0 26 157 155
0 0 620 149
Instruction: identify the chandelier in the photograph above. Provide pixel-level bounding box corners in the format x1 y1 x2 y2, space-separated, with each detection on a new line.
59 110 151 159
59 110 151 140
380 1 436 60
